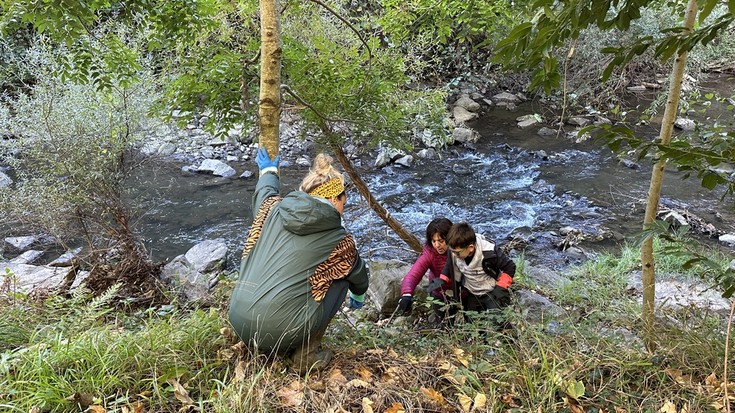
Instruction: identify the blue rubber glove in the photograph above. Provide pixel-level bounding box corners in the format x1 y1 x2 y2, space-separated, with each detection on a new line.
349 292 365 309
256 147 280 176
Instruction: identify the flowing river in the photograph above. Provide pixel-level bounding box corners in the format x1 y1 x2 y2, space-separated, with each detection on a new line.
130 88 735 270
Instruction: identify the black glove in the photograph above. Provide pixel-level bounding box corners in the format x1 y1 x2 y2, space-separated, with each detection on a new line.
490 286 511 308
398 295 413 313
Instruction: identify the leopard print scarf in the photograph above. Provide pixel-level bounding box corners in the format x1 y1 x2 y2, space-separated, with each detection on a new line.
309 234 357 302
241 196 283 260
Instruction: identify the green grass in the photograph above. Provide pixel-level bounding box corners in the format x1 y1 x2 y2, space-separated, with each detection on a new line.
1 244 733 412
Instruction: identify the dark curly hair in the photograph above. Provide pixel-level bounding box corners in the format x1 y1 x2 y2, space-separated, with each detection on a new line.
425 217 453 246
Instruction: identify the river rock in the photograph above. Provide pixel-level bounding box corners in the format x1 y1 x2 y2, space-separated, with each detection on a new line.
515 290 566 323
492 92 521 104
674 117 696 131
452 106 478 123
296 155 311 167
364 259 411 315
185 238 227 273
0 262 73 293
0 171 12 187
417 148 436 159
524 264 565 288
594 116 612 126
452 127 478 143
618 158 640 170
394 155 414 168
454 94 481 112
3 236 37 254
567 116 591 127
157 142 177 156
9 250 44 264
517 114 540 129
719 233 735 245
537 127 557 137
495 101 518 111
197 159 236 177
161 239 228 302
374 147 405 168
48 247 83 267
626 271 731 315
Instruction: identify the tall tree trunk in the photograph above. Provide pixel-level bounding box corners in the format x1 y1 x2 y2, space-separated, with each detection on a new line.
641 0 698 351
258 0 281 158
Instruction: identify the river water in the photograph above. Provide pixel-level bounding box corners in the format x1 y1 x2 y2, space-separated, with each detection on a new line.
130 95 735 270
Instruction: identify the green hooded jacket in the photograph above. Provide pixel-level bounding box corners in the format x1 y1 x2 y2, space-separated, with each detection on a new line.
228 172 368 353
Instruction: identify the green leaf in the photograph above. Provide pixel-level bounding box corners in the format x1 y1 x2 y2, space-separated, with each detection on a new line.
702 172 719 190
699 0 718 24
563 379 585 399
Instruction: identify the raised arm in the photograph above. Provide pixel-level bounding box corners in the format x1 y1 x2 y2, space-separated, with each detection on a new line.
252 147 282 211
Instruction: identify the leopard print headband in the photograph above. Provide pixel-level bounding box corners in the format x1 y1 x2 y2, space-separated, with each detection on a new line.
308 177 345 199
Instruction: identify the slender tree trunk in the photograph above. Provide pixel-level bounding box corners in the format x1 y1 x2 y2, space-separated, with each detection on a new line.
324 136 422 253
641 0 698 351
257 1 418 252
258 0 281 158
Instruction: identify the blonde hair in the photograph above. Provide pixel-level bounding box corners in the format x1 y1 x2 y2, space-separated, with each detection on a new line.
299 153 345 198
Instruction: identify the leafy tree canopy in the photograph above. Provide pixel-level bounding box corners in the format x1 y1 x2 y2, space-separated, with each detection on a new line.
1 0 444 148
493 0 735 94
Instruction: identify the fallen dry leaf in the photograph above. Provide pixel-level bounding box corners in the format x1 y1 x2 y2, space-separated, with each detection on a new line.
328 368 348 386
472 393 487 411
346 378 370 388
361 397 374 413
711 400 726 411
88 406 106 413
381 366 400 384
500 394 519 407
438 360 454 373
614 407 629 413
454 347 470 367
167 379 195 405
276 380 305 407
664 368 692 385
234 360 247 383
421 387 446 406
457 393 472 413
384 402 405 413
325 405 350 413
441 373 461 385
123 402 145 413
219 327 235 340
659 400 677 413
706 372 720 388
563 397 584 413
121 401 146 413
356 366 373 382
309 379 327 392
